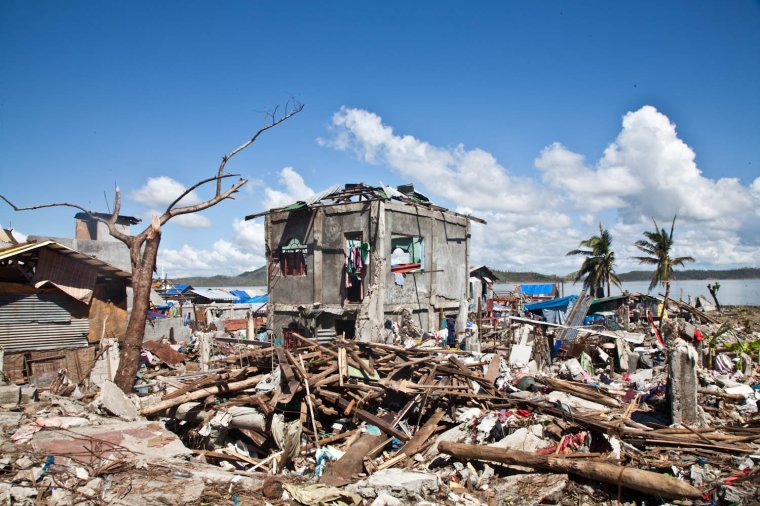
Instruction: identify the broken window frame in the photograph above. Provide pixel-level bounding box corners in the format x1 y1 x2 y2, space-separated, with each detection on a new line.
390 235 424 273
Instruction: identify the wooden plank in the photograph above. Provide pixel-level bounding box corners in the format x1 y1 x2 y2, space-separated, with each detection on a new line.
484 354 501 385
320 431 387 486
400 408 444 457
275 345 300 403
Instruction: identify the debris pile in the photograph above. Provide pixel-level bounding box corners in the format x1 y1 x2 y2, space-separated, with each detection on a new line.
2 299 759 505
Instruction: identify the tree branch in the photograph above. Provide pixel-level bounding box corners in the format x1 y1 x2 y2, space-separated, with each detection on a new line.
161 178 248 226
0 193 133 247
164 173 239 214
215 100 304 196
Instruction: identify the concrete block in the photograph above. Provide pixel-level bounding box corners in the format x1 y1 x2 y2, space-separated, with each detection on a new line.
0 385 20 406
346 468 439 499
20 386 37 403
99 380 139 420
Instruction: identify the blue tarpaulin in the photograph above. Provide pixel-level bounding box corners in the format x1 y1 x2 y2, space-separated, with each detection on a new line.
236 294 268 304
524 295 578 324
524 295 577 311
161 284 191 296
519 284 557 296
230 290 250 302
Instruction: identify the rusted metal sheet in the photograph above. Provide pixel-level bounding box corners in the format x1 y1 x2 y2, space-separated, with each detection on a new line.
87 284 128 343
142 340 187 365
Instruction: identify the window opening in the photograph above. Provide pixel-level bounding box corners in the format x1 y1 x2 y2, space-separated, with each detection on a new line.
280 238 307 277
335 319 356 340
344 234 368 303
390 236 423 273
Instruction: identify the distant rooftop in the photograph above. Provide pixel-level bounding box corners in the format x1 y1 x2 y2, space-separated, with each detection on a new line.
74 212 142 226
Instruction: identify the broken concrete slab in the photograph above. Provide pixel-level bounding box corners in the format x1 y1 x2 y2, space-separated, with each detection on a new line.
0 411 23 428
490 426 547 452
346 468 440 499
32 420 191 466
99 380 140 420
489 473 568 506
0 385 20 407
19 386 37 404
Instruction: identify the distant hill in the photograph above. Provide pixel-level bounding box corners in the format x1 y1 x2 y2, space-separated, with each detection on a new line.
173 266 268 287
169 266 760 288
491 270 563 283
491 267 760 284
616 267 760 282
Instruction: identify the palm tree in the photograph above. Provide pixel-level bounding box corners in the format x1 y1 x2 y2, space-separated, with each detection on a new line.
633 216 695 335
566 223 622 298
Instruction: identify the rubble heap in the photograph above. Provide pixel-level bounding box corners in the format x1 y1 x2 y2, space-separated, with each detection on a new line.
1 302 759 505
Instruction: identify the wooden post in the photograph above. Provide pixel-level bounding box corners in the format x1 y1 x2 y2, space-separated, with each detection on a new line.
300 355 320 449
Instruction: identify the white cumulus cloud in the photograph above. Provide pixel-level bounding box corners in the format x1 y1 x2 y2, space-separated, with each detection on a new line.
322 106 555 215
131 176 201 208
535 106 755 226
263 167 316 209
319 105 760 274
131 176 214 228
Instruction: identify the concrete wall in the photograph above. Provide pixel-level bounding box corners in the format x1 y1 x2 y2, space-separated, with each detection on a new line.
143 317 192 342
29 236 132 272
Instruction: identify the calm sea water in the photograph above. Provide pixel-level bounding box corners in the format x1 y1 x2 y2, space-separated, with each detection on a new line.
495 279 760 306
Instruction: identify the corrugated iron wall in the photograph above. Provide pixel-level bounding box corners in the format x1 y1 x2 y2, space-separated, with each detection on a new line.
0 293 89 352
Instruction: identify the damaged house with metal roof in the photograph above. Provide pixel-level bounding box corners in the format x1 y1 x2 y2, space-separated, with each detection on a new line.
245 183 485 343
0 240 131 385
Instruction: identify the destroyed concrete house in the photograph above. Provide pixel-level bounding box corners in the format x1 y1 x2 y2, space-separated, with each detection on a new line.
0 240 130 384
245 183 485 342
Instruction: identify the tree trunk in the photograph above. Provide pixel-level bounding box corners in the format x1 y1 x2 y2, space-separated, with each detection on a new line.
658 281 670 342
113 231 161 392
707 284 721 312
437 442 703 499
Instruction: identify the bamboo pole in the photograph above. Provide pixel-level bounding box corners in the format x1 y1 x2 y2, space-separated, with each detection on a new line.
438 441 703 499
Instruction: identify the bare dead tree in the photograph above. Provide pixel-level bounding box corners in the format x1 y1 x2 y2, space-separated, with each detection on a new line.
1 101 303 392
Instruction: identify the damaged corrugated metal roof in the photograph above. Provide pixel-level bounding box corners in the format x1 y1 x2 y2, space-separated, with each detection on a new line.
189 288 238 301
0 240 132 282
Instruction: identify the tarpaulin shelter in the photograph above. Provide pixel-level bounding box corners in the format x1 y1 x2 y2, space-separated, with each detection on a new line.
524 295 578 324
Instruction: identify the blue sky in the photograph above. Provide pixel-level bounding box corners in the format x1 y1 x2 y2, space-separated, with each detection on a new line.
2 1 759 276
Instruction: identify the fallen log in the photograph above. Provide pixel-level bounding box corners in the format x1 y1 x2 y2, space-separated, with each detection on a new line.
140 374 265 416
438 441 703 500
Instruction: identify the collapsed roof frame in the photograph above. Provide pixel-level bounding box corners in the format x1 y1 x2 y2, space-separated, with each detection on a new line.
244 182 486 224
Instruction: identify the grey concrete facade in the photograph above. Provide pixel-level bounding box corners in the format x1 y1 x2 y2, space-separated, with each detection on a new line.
265 199 471 342
28 236 132 272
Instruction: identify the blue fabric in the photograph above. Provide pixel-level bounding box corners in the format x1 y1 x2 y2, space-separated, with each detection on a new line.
519 284 556 296
523 295 578 312
235 294 268 304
